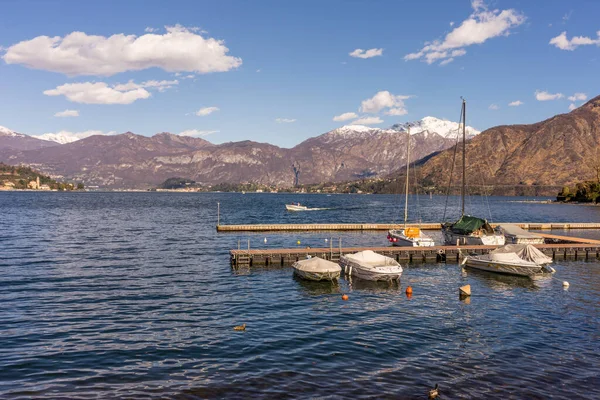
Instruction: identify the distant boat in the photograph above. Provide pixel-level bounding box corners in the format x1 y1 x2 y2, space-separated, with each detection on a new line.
292 257 341 281
339 250 403 281
286 203 309 211
387 126 435 247
462 244 554 277
442 99 505 246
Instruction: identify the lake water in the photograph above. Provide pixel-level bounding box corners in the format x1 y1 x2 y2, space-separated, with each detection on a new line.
1 192 599 399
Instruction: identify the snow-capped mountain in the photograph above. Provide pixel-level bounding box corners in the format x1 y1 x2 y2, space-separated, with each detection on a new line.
0 125 22 137
391 116 480 139
34 132 80 144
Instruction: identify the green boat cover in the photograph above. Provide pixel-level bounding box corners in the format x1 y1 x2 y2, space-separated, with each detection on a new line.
449 215 492 234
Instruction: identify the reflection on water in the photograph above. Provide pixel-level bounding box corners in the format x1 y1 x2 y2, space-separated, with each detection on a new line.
346 275 402 293
293 275 341 295
464 267 553 290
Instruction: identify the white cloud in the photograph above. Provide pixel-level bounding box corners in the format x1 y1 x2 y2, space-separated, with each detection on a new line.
568 103 577 111
360 91 410 114
385 108 408 116
44 82 151 104
439 58 454 66
351 116 383 125
450 21 455 27
562 11 572 23
275 118 296 123
3 25 242 76
349 48 384 59
34 129 117 143
488 104 499 110
54 109 79 117
568 92 587 101
333 112 358 122
404 0 526 65
549 31 600 51
144 27 158 33
535 90 564 101
508 100 523 106
195 106 220 116
256 69 261 72
179 129 219 137
113 79 179 92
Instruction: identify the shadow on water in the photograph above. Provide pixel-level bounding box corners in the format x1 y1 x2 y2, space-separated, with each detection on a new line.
293 275 341 295
346 275 402 293
462 267 552 290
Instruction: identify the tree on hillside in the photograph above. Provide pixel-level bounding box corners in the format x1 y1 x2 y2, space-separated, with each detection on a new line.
589 147 600 183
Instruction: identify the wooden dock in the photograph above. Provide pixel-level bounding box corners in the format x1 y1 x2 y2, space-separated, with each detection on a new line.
218 222 600 232
230 243 600 267
230 232 600 267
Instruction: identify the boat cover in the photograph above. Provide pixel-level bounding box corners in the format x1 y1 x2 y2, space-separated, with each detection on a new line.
490 244 552 265
294 257 341 273
345 250 397 266
499 224 544 239
449 215 492 234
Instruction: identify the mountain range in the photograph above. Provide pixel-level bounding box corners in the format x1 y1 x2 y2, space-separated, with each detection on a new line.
2 96 599 191
0 117 477 188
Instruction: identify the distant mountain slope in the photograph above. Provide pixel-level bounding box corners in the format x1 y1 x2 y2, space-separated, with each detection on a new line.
419 95 600 188
0 125 59 151
0 118 483 188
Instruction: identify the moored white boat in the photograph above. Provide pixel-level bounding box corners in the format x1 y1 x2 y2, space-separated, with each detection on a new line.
443 215 505 245
498 224 545 244
387 125 435 247
292 257 341 281
388 227 435 247
462 244 554 277
442 99 504 246
339 250 403 281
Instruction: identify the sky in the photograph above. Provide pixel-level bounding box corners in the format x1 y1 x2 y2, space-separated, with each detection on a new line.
1 0 599 148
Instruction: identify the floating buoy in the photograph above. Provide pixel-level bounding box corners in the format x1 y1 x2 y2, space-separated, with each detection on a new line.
342 294 349 301
406 293 413 300
459 284 471 296
297 240 301 245
264 237 267 243
405 286 413 295
325 238 328 243
233 323 246 331
563 281 570 288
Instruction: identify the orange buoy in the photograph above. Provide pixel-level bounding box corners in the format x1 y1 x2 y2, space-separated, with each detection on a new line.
342 294 349 301
405 286 413 295
406 293 413 300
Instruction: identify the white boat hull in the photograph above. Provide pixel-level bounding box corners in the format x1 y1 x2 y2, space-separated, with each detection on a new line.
463 256 543 276
339 251 403 282
293 268 340 281
443 228 505 246
292 257 341 281
388 230 435 247
286 204 309 211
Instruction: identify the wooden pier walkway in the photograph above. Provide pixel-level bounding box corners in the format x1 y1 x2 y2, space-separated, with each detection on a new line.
231 242 600 267
218 222 600 232
230 234 600 267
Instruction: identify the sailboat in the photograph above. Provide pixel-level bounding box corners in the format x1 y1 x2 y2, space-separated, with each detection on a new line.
442 99 505 246
387 126 435 247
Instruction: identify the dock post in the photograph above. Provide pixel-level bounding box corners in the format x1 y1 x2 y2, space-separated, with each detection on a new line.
217 202 220 228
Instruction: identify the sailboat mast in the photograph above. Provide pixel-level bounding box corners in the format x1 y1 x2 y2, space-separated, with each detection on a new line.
404 126 411 227
461 99 466 217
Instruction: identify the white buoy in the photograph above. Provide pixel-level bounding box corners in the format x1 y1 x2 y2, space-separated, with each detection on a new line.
264 237 267 243
325 238 328 243
563 281 570 288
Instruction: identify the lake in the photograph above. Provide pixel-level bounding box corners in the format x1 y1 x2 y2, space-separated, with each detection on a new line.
1 192 599 398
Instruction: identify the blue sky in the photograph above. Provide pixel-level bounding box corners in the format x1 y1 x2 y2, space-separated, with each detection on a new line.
1 0 599 147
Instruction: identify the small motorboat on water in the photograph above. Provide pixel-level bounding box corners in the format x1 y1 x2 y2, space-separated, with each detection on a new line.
339 250 403 281
285 203 309 211
292 257 341 281
462 244 554 277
